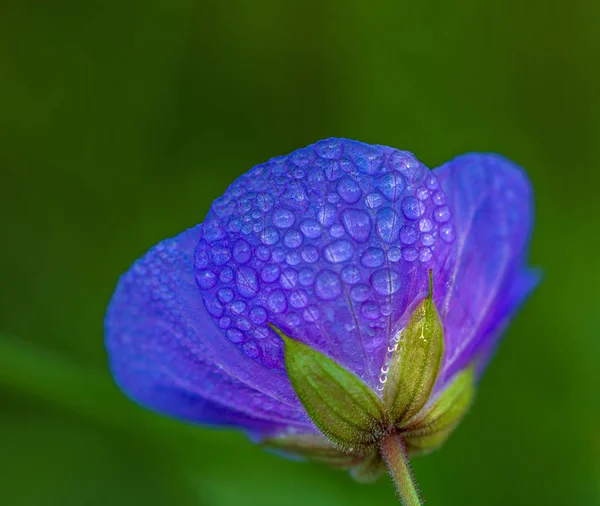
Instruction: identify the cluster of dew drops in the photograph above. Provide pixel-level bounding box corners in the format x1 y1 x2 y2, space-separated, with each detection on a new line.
192 139 455 375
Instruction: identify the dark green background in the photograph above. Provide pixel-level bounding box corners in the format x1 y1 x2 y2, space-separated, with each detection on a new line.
1 1 598 505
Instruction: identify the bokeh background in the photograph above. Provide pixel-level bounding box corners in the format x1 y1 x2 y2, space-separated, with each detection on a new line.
1 1 599 505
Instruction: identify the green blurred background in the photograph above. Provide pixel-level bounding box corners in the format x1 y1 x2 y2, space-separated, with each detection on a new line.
1 1 599 505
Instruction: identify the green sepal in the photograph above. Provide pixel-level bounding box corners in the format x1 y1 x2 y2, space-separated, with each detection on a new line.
261 434 361 467
270 324 387 453
349 448 386 484
402 366 475 456
383 271 444 427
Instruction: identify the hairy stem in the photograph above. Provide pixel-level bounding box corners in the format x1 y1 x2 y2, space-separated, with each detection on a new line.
380 433 423 506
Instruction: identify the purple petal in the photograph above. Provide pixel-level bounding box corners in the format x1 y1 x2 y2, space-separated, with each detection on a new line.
193 139 453 390
105 225 312 436
432 154 538 387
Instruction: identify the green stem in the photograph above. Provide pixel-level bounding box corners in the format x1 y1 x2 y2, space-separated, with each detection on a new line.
380 433 423 506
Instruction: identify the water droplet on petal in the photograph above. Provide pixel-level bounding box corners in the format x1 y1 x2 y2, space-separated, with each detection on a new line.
336 176 362 204
419 247 432 263
267 290 288 313
300 219 322 239
400 225 418 245
365 192 384 209
376 207 403 243
361 300 381 320
340 209 372 243
324 240 354 263
376 172 405 202
233 239 252 263
283 230 303 248
250 306 267 324
350 283 370 302
434 206 451 223
441 223 455 243
299 268 316 286
315 270 342 300
272 208 295 228
341 265 361 284
235 266 259 298
402 247 418 262
401 196 425 220
361 248 385 268
196 269 217 289
227 328 244 343
371 269 401 295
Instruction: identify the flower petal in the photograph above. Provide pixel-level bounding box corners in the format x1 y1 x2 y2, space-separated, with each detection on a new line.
432 154 539 386
193 139 453 390
105 225 312 436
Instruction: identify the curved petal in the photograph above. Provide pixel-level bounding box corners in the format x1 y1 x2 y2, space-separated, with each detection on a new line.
432 154 538 387
105 225 312 437
193 139 453 389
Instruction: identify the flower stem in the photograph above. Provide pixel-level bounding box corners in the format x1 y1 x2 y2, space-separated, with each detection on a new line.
380 434 423 506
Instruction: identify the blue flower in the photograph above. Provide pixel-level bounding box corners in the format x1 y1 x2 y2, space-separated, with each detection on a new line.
105 138 538 503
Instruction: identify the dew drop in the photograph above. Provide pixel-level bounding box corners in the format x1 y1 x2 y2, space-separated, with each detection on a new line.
280 268 299 289
425 173 438 190
400 225 418 245
255 245 270 261
272 208 295 228
227 328 244 343
324 240 354 263
376 207 402 244
441 223 455 243
260 227 280 245
283 230 303 249
261 264 280 283
301 245 319 263
317 204 337 227
231 300 247 314
375 172 405 202
243 341 260 358
235 266 259 298
289 289 309 309
419 248 433 263
336 176 362 204
330 224 345 238
387 247 402 262
350 283 370 302
299 268 316 286
250 306 267 325
218 288 234 303
300 219 322 239
361 300 381 320
401 196 425 220
371 269 401 295
434 206 451 223
419 218 433 233
432 191 446 206
233 239 252 263
341 265 361 284
403 247 418 262
272 247 286 263
303 305 320 322
365 192 384 209
416 187 429 201
421 233 436 246
315 270 342 300
340 209 372 243
267 290 288 313
361 248 385 268
219 267 234 284
286 251 302 266
196 269 217 289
